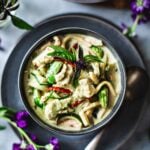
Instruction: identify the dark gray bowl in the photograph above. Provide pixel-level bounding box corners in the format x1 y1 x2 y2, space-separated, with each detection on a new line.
18 27 126 136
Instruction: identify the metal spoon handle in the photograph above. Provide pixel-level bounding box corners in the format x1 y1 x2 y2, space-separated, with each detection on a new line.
84 130 105 150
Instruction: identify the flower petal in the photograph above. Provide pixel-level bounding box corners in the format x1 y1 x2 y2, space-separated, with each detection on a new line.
15 110 29 121
49 137 59 146
16 120 28 128
12 143 21 150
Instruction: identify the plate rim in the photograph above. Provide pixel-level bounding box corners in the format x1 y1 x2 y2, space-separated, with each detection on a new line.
0 13 147 149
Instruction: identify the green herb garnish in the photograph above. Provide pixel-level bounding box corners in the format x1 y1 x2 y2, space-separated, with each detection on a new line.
90 45 104 58
48 46 76 62
84 55 103 63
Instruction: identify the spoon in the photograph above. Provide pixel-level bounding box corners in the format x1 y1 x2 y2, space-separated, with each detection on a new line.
85 66 149 150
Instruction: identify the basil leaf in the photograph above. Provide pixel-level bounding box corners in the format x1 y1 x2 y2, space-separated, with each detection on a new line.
48 46 76 62
0 125 6 130
11 15 33 30
84 55 103 63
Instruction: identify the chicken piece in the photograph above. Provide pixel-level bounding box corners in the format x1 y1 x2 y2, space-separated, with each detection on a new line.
74 79 96 98
32 47 54 67
44 98 72 120
45 100 61 119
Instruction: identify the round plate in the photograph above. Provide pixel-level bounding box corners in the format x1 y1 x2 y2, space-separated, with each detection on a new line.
1 14 145 150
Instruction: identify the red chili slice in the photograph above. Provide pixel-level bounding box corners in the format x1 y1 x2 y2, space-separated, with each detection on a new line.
71 100 85 108
54 57 76 67
47 86 72 94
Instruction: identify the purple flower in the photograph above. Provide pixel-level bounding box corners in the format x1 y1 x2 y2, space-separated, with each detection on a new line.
130 0 150 14
49 137 59 146
15 110 29 128
12 143 21 150
26 145 35 150
16 120 28 128
49 137 60 150
132 11 150 23
15 110 29 121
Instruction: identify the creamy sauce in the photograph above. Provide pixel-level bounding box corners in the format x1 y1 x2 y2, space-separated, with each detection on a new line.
23 34 121 131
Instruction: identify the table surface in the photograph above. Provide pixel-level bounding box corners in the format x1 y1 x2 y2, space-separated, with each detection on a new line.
0 0 150 150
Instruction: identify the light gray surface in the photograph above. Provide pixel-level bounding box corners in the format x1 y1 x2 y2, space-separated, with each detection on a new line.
0 0 150 150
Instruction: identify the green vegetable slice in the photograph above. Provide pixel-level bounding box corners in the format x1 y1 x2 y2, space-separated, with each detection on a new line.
84 55 103 63
46 61 63 84
90 45 104 58
98 87 109 108
33 89 43 108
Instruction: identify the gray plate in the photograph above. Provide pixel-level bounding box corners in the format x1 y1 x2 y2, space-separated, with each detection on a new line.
1 14 145 150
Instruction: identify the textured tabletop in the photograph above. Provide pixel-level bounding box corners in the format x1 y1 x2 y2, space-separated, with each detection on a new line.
0 0 150 149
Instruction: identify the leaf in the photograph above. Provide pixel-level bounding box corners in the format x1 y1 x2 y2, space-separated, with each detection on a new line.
10 15 33 30
0 107 15 117
0 125 6 130
0 109 7 117
48 46 76 62
84 55 103 63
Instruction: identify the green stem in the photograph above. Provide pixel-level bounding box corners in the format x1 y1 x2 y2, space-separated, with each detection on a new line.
0 115 54 149
130 15 141 33
1 117 37 149
127 15 142 37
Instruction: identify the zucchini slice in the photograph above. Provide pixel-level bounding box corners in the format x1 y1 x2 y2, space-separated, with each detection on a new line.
98 87 109 108
57 113 82 130
33 89 43 108
46 61 63 84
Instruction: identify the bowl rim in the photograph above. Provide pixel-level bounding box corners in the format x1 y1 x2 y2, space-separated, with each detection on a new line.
18 27 126 135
